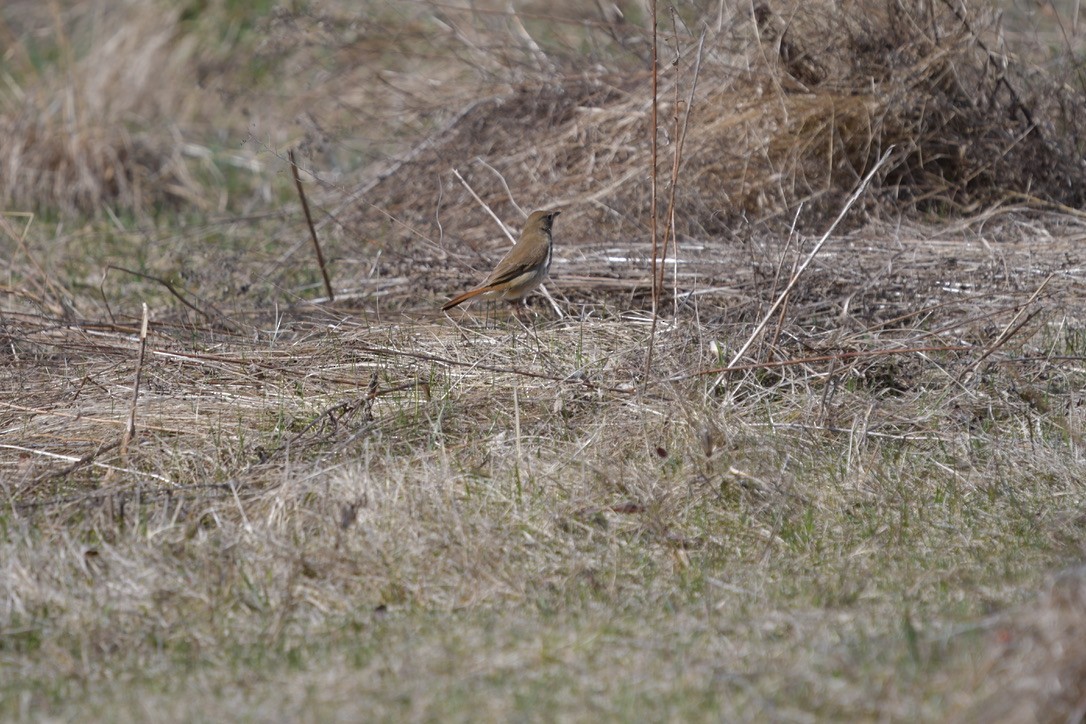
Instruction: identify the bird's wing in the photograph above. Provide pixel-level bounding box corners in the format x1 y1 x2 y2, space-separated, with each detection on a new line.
485 235 548 286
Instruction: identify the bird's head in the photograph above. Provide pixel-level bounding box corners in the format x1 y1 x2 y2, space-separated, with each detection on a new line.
526 208 562 234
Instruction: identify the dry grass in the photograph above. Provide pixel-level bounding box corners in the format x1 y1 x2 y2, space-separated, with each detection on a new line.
4 0 1086 721
965 565 1086 722
337 0 1086 288
0 2 207 214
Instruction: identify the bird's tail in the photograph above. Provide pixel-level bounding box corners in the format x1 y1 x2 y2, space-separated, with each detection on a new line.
442 286 490 311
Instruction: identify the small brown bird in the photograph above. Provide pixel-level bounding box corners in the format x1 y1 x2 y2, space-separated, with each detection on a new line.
442 209 561 311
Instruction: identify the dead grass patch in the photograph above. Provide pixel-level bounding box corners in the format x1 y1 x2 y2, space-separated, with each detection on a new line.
336 0 1086 299
0 2 208 214
964 564 1086 722
5 1 1086 721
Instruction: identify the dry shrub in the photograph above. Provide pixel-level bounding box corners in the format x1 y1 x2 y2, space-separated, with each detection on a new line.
344 0 1086 254
0 2 203 215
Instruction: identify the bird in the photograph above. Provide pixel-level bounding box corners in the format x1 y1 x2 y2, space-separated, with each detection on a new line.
442 209 561 311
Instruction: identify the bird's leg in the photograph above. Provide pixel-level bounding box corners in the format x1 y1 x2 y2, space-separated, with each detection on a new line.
510 299 529 323
511 300 547 352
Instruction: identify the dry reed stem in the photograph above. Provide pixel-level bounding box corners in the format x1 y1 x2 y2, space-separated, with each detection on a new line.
678 344 972 381
290 150 334 302
119 303 150 463
642 0 661 383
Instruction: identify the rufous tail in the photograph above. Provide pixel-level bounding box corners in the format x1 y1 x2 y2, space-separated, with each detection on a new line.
442 286 491 311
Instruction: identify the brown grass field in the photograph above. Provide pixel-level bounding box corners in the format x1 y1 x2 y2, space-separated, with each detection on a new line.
5 0 1086 720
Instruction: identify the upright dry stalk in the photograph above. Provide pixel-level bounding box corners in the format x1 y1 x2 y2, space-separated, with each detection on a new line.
659 28 705 311
290 149 334 301
643 0 660 382
120 303 150 461
645 6 702 378
513 382 524 499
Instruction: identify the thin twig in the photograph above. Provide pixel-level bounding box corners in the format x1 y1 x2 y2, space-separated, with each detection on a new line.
668 31 705 311
958 274 1052 380
640 12 703 372
8 442 175 496
106 265 241 331
658 23 706 301
13 482 230 513
514 381 524 497
660 8 682 301
18 440 122 498
766 205 804 362
818 356 839 424
474 157 527 218
120 303 150 461
289 149 334 301
452 167 516 242
643 0 660 383
718 148 895 386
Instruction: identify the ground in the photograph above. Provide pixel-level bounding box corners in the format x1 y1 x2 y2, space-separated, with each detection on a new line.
3 1 1086 721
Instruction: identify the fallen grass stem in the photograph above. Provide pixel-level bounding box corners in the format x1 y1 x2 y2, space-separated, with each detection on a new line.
18 440 122 498
958 308 1045 382
0 401 187 435
12 482 234 513
676 343 970 381
344 344 635 393
916 294 1058 341
2 443 175 489
107 265 241 332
